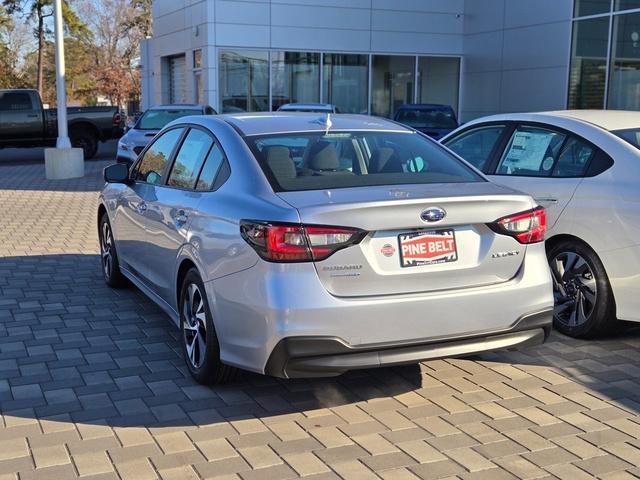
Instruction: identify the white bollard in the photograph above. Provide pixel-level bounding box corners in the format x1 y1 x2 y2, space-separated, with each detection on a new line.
44 147 85 180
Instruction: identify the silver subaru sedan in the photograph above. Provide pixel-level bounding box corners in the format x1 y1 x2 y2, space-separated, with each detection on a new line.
98 113 553 384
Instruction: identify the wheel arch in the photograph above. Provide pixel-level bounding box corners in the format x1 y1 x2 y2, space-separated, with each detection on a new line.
69 121 100 141
545 232 618 311
97 203 107 230
176 258 198 309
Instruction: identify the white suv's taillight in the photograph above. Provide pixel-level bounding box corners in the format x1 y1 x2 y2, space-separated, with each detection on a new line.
240 221 366 262
490 207 547 244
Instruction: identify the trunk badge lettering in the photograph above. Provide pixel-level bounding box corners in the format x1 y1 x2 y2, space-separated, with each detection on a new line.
492 250 520 258
421 207 446 223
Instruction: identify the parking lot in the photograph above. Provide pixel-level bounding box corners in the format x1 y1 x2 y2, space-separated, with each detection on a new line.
0 160 640 480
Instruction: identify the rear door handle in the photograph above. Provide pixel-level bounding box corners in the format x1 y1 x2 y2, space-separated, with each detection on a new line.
174 210 188 225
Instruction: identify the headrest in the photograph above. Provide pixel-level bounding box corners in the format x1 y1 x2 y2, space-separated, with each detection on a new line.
309 142 339 171
266 146 296 179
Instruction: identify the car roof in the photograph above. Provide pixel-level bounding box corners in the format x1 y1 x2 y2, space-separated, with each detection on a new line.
279 103 335 110
467 110 640 132
148 104 208 111
211 112 411 136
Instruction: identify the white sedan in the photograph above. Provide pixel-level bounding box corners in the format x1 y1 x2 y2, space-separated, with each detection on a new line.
442 110 640 338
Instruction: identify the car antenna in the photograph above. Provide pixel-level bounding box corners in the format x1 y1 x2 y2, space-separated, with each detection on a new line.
324 113 332 134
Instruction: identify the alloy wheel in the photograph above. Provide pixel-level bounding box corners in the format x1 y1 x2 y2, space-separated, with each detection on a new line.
550 251 597 328
182 283 207 369
101 222 114 278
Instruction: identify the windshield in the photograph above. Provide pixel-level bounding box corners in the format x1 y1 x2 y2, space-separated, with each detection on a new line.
136 109 202 130
247 131 482 192
396 108 457 130
613 128 640 149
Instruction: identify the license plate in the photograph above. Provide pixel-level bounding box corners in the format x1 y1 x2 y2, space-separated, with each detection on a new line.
398 229 458 268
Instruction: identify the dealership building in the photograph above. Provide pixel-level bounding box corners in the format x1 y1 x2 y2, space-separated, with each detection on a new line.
140 0 640 122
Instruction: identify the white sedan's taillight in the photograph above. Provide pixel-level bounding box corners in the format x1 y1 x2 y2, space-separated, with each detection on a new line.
240 221 366 262
490 207 547 244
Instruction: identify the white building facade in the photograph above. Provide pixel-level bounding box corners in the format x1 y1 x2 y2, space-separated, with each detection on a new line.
142 1 637 122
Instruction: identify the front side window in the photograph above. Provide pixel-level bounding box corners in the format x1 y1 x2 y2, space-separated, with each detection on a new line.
135 128 184 184
496 127 566 177
247 131 482 192
136 109 202 130
168 129 213 189
196 144 226 191
444 125 506 171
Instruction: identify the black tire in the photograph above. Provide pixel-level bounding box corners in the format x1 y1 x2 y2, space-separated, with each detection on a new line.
99 213 128 288
70 127 99 159
180 268 239 384
547 239 615 338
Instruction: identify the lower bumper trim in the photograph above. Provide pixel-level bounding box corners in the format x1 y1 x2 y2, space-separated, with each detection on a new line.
265 309 552 378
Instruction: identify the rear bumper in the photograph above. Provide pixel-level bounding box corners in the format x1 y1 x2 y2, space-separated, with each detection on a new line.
264 309 551 378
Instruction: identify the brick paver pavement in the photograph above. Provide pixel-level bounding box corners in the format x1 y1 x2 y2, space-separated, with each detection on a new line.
1 160 640 479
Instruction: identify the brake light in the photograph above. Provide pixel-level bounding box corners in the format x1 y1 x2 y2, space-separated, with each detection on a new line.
490 207 546 244
240 221 366 262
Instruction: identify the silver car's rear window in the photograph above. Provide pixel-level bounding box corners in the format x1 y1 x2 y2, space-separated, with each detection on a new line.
136 109 202 130
246 131 483 192
612 128 640 149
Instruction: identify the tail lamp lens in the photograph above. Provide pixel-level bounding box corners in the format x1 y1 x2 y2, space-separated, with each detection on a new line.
240 222 365 262
491 207 546 244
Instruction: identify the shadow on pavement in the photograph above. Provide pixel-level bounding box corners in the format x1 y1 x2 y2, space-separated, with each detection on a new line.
0 253 430 430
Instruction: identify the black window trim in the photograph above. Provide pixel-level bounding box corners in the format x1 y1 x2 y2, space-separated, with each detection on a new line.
133 123 231 193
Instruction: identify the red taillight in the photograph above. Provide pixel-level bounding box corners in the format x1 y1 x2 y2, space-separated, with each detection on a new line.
490 207 546 244
240 221 366 262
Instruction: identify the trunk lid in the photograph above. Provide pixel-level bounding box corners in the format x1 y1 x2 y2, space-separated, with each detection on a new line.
277 182 535 297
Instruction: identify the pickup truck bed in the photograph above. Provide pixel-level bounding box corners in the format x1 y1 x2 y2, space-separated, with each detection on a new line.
0 89 125 159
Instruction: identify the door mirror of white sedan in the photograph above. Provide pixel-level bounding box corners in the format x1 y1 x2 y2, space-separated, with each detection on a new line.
104 163 130 184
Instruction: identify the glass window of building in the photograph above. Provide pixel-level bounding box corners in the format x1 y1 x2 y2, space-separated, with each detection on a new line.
193 49 203 104
568 17 610 109
218 50 269 113
609 12 640 109
615 0 640 11
371 55 415 118
271 52 320 111
574 0 611 17
417 57 460 115
322 54 368 114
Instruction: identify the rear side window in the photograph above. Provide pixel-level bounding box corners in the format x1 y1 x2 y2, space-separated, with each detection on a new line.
247 131 482 192
0 92 33 111
196 144 226 191
135 128 184 184
444 125 505 171
496 126 566 177
168 129 213 189
552 137 594 177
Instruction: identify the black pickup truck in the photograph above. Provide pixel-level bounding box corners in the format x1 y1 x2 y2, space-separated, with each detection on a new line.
0 89 125 159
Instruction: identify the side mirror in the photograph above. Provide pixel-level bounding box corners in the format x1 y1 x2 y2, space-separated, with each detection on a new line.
104 163 130 184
